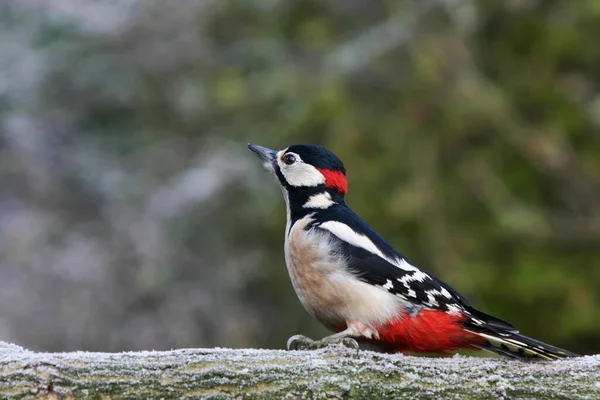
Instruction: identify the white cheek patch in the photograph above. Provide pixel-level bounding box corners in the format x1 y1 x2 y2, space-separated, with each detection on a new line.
281 163 326 187
277 151 326 188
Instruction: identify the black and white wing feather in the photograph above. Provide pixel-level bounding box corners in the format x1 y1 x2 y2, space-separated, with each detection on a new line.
310 205 517 331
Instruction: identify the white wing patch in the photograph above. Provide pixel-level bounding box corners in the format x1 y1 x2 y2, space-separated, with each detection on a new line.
446 304 463 315
398 270 429 283
393 258 421 272
303 192 334 209
319 221 433 279
319 221 387 260
426 290 442 307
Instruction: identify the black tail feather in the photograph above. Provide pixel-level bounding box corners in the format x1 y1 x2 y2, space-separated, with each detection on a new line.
461 306 578 360
469 330 579 360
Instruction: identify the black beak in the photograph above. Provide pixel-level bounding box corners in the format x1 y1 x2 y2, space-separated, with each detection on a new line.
248 144 277 164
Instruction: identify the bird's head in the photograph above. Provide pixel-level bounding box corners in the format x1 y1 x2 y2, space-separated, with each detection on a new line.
248 144 348 199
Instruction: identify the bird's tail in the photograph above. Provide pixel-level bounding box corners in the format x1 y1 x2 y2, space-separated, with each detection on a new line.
470 330 579 360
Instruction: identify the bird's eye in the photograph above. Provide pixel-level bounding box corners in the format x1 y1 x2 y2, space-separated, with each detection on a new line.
283 154 296 165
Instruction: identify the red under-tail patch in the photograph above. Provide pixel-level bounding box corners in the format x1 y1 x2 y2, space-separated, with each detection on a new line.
317 168 348 194
372 311 485 354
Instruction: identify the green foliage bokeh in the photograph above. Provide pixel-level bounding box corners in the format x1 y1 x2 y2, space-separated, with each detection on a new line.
1 0 598 354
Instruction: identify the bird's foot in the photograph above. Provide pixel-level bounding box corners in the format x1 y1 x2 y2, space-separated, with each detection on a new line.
286 334 360 352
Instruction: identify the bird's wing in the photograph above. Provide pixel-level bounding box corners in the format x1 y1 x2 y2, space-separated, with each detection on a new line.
310 206 517 331
327 231 467 314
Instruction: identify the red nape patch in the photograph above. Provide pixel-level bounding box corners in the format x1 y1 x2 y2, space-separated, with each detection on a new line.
317 168 348 194
371 311 486 354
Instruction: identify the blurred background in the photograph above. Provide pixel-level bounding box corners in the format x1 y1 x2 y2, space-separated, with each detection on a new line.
0 0 599 356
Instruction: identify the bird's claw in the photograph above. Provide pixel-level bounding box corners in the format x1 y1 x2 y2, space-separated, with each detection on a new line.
286 334 360 352
338 337 360 351
287 334 317 350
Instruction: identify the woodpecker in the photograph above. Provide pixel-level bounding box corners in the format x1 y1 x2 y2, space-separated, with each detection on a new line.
248 143 578 360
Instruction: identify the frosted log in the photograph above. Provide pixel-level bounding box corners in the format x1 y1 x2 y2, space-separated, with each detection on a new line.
0 341 598 399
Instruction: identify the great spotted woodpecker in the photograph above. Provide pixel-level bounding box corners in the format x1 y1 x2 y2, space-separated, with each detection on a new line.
249 143 578 360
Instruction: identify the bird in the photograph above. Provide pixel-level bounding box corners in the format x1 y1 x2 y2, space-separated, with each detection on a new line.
248 143 579 360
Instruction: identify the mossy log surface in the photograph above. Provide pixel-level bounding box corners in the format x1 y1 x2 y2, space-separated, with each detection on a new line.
0 341 598 399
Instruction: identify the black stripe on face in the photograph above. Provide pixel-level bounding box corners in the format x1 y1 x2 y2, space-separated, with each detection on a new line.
274 164 291 189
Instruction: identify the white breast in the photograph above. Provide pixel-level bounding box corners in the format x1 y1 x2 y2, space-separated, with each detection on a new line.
284 215 403 328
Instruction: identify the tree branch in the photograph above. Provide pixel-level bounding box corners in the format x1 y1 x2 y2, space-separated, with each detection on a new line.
0 341 598 399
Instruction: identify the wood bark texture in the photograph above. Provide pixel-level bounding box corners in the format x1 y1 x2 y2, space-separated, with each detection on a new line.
0 342 598 399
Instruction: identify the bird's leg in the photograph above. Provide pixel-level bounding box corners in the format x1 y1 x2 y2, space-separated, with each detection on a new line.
286 321 378 351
